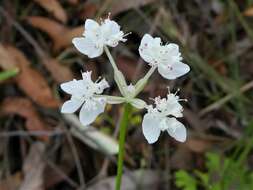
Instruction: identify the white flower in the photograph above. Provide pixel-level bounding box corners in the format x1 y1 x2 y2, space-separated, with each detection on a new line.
139 34 190 80
142 91 186 144
60 71 109 126
72 18 127 58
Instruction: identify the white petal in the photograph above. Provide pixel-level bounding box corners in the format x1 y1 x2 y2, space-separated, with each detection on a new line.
102 19 121 35
138 34 155 64
160 94 183 118
101 19 125 47
153 37 161 46
61 98 84 113
84 19 100 31
79 98 106 126
60 79 85 95
84 19 102 41
158 62 190 80
81 71 93 84
95 78 109 94
164 43 180 57
142 113 161 144
166 118 186 142
72 37 103 58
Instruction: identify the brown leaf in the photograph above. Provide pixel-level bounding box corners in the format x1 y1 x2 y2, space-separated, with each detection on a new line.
42 57 73 83
208 59 227 75
184 137 213 153
1 97 49 140
0 44 59 108
1 98 50 141
19 142 46 190
33 0 67 23
243 6 253 17
0 172 22 190
78 2 98 19
110 0 155 16
27 16 83 50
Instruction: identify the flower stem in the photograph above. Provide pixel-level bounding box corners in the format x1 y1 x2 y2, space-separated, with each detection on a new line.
134 66 156 97
104 46 128 96
115 103 132 190
104 46 118 71
142 66 156 83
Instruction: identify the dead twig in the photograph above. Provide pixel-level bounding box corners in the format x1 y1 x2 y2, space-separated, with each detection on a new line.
0 130 64 138
63 125 86 188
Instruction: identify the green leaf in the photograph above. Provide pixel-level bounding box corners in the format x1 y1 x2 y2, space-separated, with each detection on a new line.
194 170 209 187
175 170 197 190
206 152 220 172
0 68 19 81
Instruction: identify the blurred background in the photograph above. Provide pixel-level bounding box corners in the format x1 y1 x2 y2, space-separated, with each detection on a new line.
0 0 253 189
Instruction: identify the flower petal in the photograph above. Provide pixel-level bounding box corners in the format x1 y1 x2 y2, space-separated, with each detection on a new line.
101 19 125 47
61 98 84 113
142 113 161 144
164 43 180 57
158 62 190 80
84 19 102 41
84 19 100 31
79 98 106 126
166 118 186 142
102 19 121 35
60 79 85 95
158 94 183 118
72 37 103 58
95 78 109 94
138 34 155 64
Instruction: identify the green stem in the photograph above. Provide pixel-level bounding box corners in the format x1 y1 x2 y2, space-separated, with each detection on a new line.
104 46 128 96
115 103 132 190
134 66 156 97
104 46 118 71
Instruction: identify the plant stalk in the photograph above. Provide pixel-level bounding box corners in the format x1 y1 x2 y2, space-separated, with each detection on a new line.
104 46 118 71
104 46 128 96
115 103 132 190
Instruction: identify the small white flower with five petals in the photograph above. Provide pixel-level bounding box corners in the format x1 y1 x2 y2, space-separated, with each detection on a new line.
72 18 127 58
61 71 109 126
139 34 190 80
142 90 187 144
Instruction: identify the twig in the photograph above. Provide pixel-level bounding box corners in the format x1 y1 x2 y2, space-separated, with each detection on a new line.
63 125 86 188
46 158 79 188
19 130 79 188
0 7 46 59
0 130 64 137
199 80 253 116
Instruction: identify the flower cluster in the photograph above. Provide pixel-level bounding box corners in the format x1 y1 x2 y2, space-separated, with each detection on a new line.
61 16 190 144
